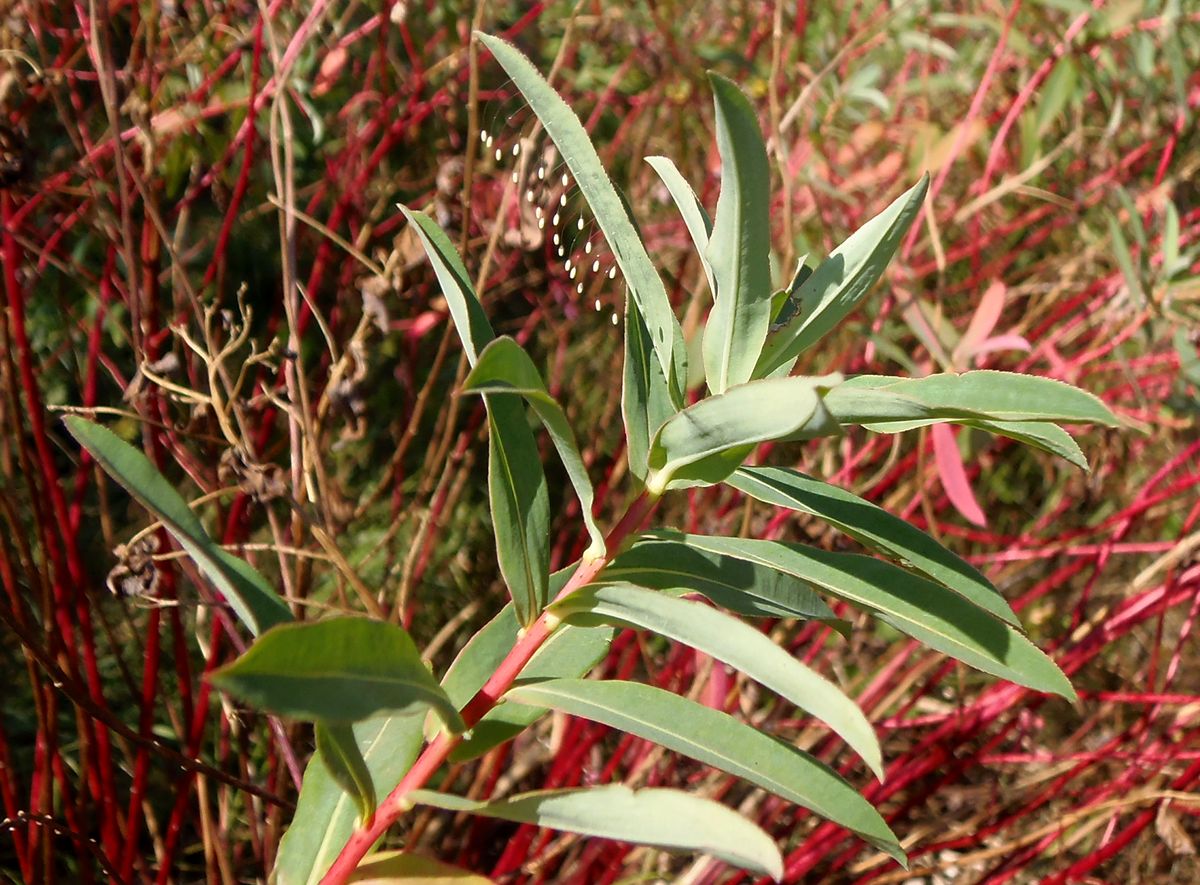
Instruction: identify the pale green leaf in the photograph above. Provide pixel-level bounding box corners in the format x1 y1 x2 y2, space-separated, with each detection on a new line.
209 617 465 732
646 155 714 297
669 534 1076 700
702 73 773 394
622 291 679 485
552 583 882 777
507 678 903 863
463 337 604 559
756 175 929 377
347 851 495 883
64 416 291 636
646 374 842 493
407 785 783 880
314 721 376 824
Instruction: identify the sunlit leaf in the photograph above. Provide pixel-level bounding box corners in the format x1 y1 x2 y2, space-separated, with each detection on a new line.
646 155 714 297
622 292 679 485
347 851 495 884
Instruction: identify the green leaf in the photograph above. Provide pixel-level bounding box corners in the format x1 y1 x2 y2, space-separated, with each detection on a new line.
967 420 1088 470
603 535 838 622
552 583 882 777
702 73 773 394
407 785 783 879
346 851 495 883
671 534 1076 700
727 467 1019 626
756 175 929 377
507 679 903 863
463 337 604 559
646 155 714 297
399 206 550 626
622 291 679 485
646 373 842 493
314 721 376 824
209 617 465 732
275 715 424 885
829 372 1119 427
478 33 687 404
64 417 291 636
1108 212 1145 307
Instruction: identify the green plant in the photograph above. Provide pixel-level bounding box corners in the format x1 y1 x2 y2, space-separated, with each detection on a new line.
64 32 1119 884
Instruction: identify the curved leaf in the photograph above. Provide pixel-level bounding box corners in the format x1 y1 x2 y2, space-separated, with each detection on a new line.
622 291 678 485
702 73 773 394
646 155 714 296
507 678 903 862
671 534 1075 700
756 175 929 377
727 467 1018 625
399 206 550 626
314 721 376 824
210 617 465 731
347 851 495 884
463 337 604 559
646 374 842 493
64 416 291 635
552 583 882 777
407 785 783 880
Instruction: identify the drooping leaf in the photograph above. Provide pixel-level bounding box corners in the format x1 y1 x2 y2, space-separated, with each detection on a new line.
622 291 679 485
314 721 376 824
507 678 903 862
463 337 604 559
477 33 687 404
399 206 550 626
407 786 783 880
646 155 714 297
702 73 773 394
602 535 838 623
727 467 1018 625
551 583 882 777
646 373 842 493
347 851 495 884
275 715 424 885
668 534 1076 700
64 416 292 636
931 423 988 528
209 617 465 732
756 175 929 377
968 420 1088 470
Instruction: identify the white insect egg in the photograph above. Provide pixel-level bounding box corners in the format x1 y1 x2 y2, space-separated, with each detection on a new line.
557 246 565 257
591 260 600 273
559 194 567 207
537 166 545 180
536 206 543 219
607 266 617 279
561 172 569 187
585 241 593 254
570 267 578 279
565 259 572 271
577 283 584 294
480 129 488 143
552 212 560 226
511 171 519 183
576 217 584 231
611 313 619 325
486 135 494 148
594 299 602 311
553 233 560 245
512 143 520 157
538 218 545 230
526 189 535 203
494 148 502 162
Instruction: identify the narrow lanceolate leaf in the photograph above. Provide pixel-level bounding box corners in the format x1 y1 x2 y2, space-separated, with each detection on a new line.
407 785 783 880
507 679 903 863
209 617 466 732
646 155 715 296
399 205 550 626
831 372 1119 427
623 291 679 484
756 175 929 378
727 467 1019 626
314 721 376 824
673 534 1076 700
463 337 604 559
345 851 495 884
646 373 842 494
275 715 423 885
603 535 838 623
552 583 882 777
478 33 687 404
703 73 773 394
64 417 291 636
848 416 1089 471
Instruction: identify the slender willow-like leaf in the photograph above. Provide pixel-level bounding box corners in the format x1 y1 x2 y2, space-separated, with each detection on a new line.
463 337 604 559
622 291 680 484
64 416 291 636
602 536 838 622
209 617 465 731
645 155 714 296
314 721 375 824
756 175 929 377
507 679 903 862
847 416 1089 470
703 73 773 394
275 715 423 885
727 467 1019 625
399 205 550 626
669 534 1076 700
478 33 687 403
344 851 495 883
552 583 882 776
646 373 841 493
407 786 783 879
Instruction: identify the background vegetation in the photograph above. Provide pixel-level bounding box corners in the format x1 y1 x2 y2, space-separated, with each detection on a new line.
1 0 1198 881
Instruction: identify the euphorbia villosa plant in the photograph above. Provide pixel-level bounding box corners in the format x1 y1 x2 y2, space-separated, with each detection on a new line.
67 33 1117 884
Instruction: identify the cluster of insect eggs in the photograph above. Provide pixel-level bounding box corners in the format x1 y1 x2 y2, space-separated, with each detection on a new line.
480 126 621 327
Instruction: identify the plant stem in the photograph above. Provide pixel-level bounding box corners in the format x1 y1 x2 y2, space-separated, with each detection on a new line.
318 491 657 883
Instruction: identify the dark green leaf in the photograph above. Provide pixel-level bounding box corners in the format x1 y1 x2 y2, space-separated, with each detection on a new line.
622 292 679 484
314 721 376 824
